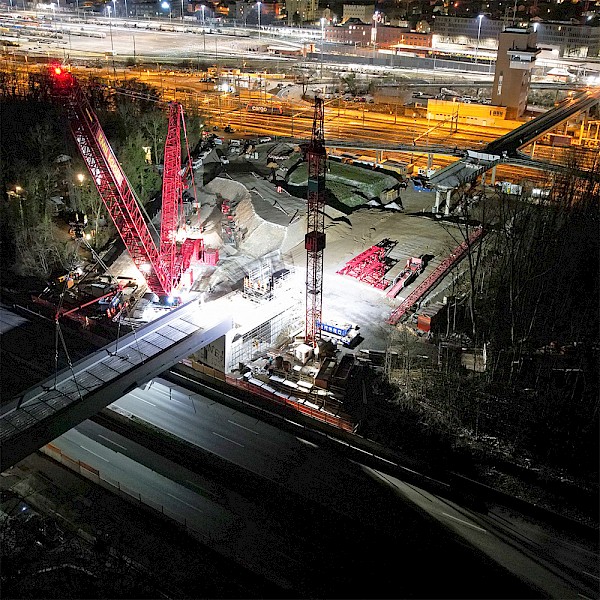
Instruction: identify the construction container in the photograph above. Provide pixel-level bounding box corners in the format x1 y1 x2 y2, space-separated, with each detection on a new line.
315 357 337 389
317 320 353 338
295 343 313 365
417 302 447 333
547 133 572 147
381 160 414 176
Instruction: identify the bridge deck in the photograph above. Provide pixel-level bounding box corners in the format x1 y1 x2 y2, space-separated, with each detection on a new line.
1 302 232 471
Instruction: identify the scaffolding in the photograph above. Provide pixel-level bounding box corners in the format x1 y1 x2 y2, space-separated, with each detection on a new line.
227 302 301 372
243 261 274 301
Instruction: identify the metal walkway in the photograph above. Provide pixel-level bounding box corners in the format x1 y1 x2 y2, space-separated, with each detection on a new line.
0 302 232 471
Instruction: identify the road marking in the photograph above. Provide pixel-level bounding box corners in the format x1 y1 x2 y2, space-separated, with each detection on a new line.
577 594 593 600
137 397 156 406
143 385 190 407
582 571 599 580
212 431 244 447
296 437 318 448
97 434 126 450
129 392 156 406
559 538 600 558
227 420 259 435
79 446 109 462
441 512 487 533
166 492 203 512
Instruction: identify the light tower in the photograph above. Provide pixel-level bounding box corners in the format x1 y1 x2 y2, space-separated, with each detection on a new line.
304 97 327 347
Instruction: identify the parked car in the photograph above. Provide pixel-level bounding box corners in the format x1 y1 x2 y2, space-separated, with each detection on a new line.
258 136 272 143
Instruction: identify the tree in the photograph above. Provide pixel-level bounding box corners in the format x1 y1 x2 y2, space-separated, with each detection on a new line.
28 122 61 166
439 182 493 343
119 130 161 203
293 68 317 101
14 216 70 279
340 73 358 96
142 111 168 166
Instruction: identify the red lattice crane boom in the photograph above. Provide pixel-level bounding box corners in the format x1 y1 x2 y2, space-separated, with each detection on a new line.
160 102 185 291
49 65 186 297
305 97 327 347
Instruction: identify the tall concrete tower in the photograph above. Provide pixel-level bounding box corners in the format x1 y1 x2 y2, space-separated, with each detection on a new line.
492 26 540 119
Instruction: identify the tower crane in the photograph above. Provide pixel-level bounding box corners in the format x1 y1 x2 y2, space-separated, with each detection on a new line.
304 97 327 347
48 64 198 298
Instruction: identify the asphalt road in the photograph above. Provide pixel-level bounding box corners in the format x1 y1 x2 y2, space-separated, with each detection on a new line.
48 377 599 599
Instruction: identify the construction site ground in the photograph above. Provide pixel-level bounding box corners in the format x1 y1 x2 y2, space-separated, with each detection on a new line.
115 139 464 357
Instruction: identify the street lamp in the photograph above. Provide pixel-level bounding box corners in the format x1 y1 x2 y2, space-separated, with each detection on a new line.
201 4 205 26
161 0 172 21
256 1 261 38
107 5 116 80
14 186 24 227
112 0 116 18
475 14 484 64
320 17 325 80
180 0 184 20
372 10 381 62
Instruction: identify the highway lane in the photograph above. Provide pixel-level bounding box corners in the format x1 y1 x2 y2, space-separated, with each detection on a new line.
366 468 600 600
103 377 598 599
110 379 399 528
58 421 311 592
51 416 542 598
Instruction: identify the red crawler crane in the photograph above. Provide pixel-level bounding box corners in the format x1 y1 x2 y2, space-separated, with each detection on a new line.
304 97 327 347
49 65 193 297
161 101 186 291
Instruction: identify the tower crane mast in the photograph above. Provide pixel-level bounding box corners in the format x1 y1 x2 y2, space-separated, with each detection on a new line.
49 65 188 297
305 97 327 347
